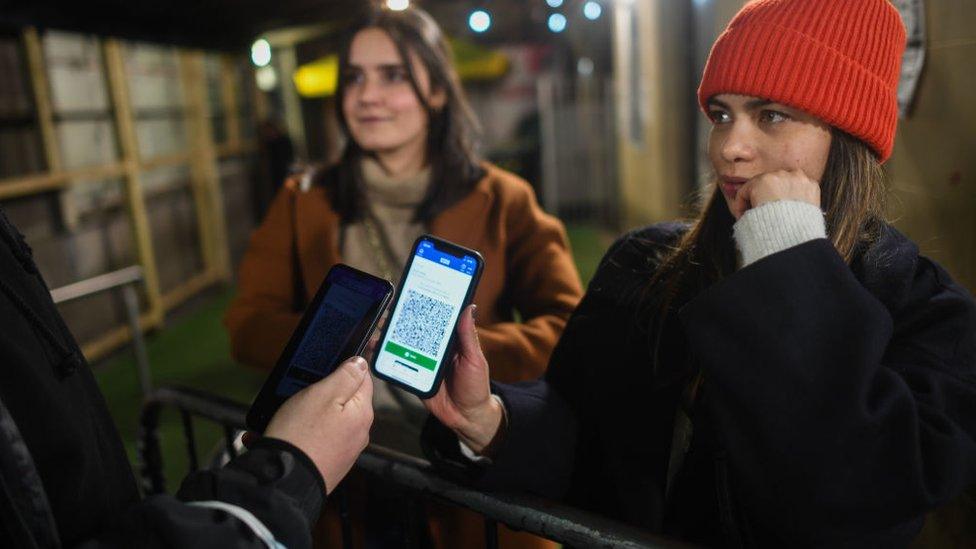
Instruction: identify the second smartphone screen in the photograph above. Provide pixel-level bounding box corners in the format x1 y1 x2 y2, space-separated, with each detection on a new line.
374 239 478 395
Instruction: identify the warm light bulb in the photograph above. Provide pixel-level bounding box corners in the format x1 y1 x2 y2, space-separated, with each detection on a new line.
255 65 278 91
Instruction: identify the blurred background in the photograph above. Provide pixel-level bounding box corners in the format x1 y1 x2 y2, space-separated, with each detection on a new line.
0 0 973 518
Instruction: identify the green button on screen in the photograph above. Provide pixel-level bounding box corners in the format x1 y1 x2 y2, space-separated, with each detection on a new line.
384 341 437 371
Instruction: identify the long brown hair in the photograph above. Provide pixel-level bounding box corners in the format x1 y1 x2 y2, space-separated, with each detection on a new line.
322 5 484 223
642 129 887 376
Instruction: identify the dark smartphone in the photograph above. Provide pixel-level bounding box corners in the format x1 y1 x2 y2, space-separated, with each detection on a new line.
372 235 484 399
246 264 394 433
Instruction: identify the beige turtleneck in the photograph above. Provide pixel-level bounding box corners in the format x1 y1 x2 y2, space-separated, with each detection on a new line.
342 157 433 441
341 157 431 283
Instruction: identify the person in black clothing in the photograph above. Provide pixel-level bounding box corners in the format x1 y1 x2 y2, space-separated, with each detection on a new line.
256 118 296 220
421 0 976 546
0 209 373 546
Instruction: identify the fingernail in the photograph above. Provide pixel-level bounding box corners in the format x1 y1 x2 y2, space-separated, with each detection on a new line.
471 304 478 321
353 357 367 371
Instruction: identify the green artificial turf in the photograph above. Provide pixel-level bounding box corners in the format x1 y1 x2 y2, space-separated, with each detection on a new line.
565 224 615 287
93 223 615 493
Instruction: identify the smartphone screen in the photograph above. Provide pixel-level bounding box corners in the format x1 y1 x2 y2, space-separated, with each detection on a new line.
275 270 390 397
247 264 393 432
374 237 481 396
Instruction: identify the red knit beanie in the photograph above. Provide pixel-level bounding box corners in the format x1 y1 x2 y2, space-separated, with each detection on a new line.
698 0 907 162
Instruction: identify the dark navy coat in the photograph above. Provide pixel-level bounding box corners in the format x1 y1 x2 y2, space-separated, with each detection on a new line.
426 223 976 547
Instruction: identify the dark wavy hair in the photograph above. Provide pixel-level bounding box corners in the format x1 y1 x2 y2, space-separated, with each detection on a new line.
319 5 484 223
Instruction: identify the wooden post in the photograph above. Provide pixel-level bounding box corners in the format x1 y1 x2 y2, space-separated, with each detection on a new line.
252 65 269 125
179 50 231 282
21 27 83 228
220 55 242 150
103 38 165 326
22 28 61 174
277 46 307 160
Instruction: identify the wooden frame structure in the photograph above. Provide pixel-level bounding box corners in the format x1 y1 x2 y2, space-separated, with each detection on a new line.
2 28 260 361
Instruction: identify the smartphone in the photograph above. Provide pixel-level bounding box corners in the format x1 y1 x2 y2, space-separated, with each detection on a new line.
372 235 484 399
246 264 394 433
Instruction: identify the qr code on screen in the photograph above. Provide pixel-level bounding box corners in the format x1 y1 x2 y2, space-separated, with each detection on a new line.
390 290 453 357
290 304 358 373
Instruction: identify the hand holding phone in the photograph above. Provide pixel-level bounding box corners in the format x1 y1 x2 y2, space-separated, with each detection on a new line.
422 304 504 454
264 356 374 494
372 235 484 398
247 264 393 433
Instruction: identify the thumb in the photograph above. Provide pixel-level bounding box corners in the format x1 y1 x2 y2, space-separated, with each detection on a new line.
353 369 374 404
319 356 368 405
731 182 752 220
456 305 486 365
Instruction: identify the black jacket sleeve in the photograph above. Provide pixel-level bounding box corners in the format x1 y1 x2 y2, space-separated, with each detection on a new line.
83 438 326 548
421 379 577 498
679 239 976 543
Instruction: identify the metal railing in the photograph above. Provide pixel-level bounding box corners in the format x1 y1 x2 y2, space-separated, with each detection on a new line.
138 385 690 548
51 265 152 395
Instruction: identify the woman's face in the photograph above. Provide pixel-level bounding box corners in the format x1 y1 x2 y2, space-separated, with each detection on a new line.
706 94 832 213
342 28 444 162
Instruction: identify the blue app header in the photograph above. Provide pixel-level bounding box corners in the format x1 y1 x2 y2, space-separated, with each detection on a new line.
416 240 477 275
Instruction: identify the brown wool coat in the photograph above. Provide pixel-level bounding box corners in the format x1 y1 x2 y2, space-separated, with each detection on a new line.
224 163 583 383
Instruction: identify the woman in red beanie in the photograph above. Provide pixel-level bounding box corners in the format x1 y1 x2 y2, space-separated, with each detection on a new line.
420 0 976 546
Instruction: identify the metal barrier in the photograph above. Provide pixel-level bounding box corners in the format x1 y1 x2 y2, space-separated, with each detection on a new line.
139 385 690 548
51 265 152 395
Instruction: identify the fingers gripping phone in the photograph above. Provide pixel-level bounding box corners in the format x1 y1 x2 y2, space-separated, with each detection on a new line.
246 264 394 433
372 235 484 398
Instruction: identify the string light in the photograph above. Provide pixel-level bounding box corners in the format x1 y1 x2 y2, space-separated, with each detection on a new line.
250 39 271 67
548 13 567 33
469 10 492 33
583 1 603 20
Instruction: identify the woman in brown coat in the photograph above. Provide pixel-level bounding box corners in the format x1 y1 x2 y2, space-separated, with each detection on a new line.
225 5 581 548
226 164 581 382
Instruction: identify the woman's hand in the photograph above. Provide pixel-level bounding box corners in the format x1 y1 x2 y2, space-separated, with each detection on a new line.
730 168 821 220
265 357 374 494
423 305 505 455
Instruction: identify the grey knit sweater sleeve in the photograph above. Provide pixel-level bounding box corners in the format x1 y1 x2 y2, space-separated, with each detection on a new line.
732 200 827 267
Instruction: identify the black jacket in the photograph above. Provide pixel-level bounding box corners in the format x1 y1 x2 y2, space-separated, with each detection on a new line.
425 223 976 547
0 207 325 548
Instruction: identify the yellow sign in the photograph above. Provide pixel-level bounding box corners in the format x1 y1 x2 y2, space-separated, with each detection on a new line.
293 55 339 98
451 38 510 82
292 39 509 98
